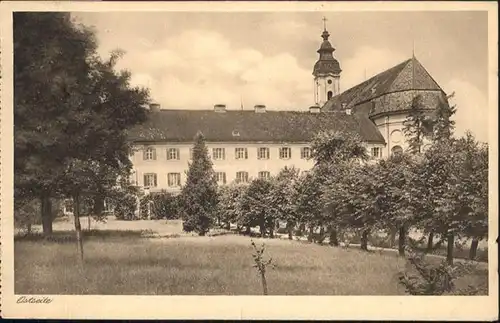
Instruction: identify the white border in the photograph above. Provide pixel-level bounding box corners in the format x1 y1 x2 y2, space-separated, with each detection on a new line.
1 1 498 320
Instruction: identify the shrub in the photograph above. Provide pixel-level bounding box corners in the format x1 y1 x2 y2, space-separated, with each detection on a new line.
398 248 479 295
140 191 179 220
114 192 139 220
14 198 41 234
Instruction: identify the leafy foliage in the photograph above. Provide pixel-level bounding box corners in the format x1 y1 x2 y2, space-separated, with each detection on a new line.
398 248 480 295
140 191 180 220
14 13 150 239
402 95 434 154
238 178 274 237
217 183 246 229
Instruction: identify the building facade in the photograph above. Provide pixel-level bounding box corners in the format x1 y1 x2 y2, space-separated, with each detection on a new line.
128 24 449 193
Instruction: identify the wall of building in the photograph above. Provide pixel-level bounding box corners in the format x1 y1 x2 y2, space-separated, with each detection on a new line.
373 112 432 157
130 140 385 192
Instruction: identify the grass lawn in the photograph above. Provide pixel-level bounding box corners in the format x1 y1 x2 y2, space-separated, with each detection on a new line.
14 234 488 295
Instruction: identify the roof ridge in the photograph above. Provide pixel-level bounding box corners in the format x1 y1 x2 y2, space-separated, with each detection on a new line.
411 56 444 92
330 58 411 104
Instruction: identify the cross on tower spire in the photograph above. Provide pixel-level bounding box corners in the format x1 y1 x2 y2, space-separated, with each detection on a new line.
322 16 327 31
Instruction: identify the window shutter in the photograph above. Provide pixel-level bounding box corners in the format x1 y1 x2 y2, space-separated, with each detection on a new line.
143 149 147 160
245 149 248 159
143 174 147 186
223 173 227 184
152 149 157 160
154 174 157 187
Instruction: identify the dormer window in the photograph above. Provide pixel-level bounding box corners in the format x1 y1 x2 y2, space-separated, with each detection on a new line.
232 130 240 137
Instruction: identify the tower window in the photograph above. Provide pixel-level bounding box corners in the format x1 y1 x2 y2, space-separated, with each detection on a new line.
327 79 333 84
327 91 333 100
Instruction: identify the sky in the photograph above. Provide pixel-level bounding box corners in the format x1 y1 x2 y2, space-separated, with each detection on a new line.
73 11 490 142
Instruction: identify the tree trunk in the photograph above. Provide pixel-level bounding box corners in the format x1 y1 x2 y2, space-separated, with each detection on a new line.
40 195 53 236
260 270 268 295
426 231 434 252
317 226 325 244
225 221 230 230
259 219 266 238
360 229 369 251
398 225 406 257
287 221 293 240
73 194 84 263
269 225 274 239
245 226 251 235
389 227 397 248
447 232 454 265
298 223 305 236
87 213 91 231
469 238 479 260
307 226 314 242
329 227 339 246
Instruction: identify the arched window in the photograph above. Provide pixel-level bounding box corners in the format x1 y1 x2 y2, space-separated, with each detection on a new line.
391 145 403 156
327 91 333 100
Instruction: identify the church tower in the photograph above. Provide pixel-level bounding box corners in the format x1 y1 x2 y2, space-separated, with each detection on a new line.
313 18 342 107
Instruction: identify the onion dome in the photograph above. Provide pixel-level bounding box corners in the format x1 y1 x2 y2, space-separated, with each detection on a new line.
313 25 342 76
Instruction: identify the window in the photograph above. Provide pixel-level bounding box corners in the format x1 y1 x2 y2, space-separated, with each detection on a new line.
167 148 180 160
327 91 333 100
235 148 248 160
371 147 381 158
258 171 270 180
215 172 227 185
279 147 291 160
144 173 157 187
236 171 249 183
167 173 181 187
257 147 270 160
300 147 311 159
391 145 403 156
143 147 156 160
327 79 333 84
212 148 225 160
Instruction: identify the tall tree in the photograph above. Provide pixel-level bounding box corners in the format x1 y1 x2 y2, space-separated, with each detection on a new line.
14 12 97 235
309 129 368 244
402 95 433 154
268 167 300 239
180 132 219 236
239 178 274 237
15 13 150 255
432 94 457 143
424 93 456 250
218 183 246 230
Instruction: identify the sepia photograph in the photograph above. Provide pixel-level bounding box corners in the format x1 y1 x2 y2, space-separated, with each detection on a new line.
1 1 498 320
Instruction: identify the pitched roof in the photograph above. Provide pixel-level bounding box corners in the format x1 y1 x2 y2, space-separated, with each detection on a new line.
322 56 444 112
128 109 385 144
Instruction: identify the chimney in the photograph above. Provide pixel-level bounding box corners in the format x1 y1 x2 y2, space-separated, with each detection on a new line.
214 104 227 113
149 103 160 112
254 104 266 113
345 108 352 115
309 105 321 114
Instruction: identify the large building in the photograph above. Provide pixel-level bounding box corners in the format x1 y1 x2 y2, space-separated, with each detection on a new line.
128 24 449 193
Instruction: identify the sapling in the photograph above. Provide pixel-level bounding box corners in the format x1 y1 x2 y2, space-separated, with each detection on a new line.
251 240 275 295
